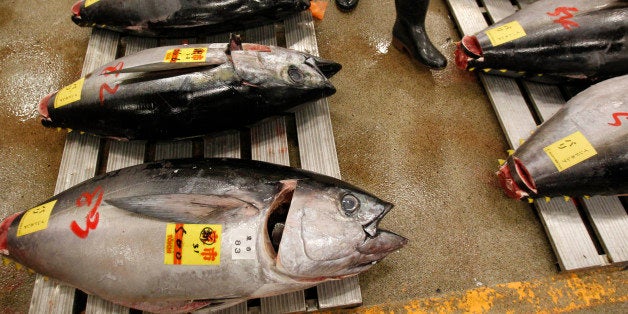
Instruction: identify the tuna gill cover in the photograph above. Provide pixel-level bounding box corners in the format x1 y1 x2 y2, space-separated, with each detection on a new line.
497 75 628 200
0 158 406 313
71 0 311 37
455 0 628 82
38 37 341 141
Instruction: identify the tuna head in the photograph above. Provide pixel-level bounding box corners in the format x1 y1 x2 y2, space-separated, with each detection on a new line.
231 44 340 106
266 179 407 281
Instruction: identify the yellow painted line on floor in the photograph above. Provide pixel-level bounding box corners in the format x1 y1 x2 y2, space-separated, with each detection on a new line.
321 267 627 313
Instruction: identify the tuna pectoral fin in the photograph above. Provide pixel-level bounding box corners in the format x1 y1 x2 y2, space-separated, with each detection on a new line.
105 194 259 223
104 57 225 75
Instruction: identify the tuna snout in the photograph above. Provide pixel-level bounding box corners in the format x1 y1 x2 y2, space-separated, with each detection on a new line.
357 230 407 256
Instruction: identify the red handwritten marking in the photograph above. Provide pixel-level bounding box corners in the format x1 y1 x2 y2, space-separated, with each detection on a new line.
547 7 579 30
99 83 120 104
70 186 104 239
98 62 124 105
608 112 628 126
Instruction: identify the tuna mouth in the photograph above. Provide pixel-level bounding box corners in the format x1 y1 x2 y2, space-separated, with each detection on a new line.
307 56 342 79
266 180 296 255
497 157 537 199
355 230 407 267
455 35 483 70
356 203 407 265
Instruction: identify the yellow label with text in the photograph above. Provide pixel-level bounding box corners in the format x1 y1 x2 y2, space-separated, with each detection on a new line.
164 223 221 265
17 200 57 237
163 48 208 63
85 0 100 7
486 21 527 47
543 131 597 172
53 77 85 108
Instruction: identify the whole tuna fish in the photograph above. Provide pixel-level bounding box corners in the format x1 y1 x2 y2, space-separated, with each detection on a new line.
497 75 628 200
71 0 311 37
455 0 628 81
0 158 406 313
38 35 340 140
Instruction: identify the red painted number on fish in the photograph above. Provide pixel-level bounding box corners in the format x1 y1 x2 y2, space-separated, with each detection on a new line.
547 7 579 30
70 186 104 239
608 112 628 126
99 62 124 105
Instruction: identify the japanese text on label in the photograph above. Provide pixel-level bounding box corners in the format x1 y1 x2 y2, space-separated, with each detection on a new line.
163 48 207 63
54 77 85 108
164 223 222 265
485 21 527 47
543 131 597 172
17 200 57 237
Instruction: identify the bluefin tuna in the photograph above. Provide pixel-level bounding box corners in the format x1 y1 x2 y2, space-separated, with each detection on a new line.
71 0 311 37
497 75 628 200
455 0 628 81
38 35 340 140
0 158 406 313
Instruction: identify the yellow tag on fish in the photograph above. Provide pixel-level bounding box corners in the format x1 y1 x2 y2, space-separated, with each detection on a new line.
84 0 100 7
485 21 526 47
163 48 208 63
164 223 222 265
17 200 57 237
543 131 597 172
53 77 85 108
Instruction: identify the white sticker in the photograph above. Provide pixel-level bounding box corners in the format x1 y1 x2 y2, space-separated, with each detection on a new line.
231 226 256 260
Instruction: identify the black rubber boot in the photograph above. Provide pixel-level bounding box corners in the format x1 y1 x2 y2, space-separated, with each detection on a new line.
336 0 359 12
392 0 447 69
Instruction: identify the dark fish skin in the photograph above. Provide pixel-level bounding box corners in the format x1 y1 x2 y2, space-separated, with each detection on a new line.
71 0 311 37
497 75 628 200
0 158 406 313
455 0 628 82
38 41 340 141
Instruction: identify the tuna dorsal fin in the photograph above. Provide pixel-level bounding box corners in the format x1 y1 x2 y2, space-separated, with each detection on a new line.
105 194 259 223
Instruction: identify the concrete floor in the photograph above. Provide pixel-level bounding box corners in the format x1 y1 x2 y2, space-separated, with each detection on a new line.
0 0 623 312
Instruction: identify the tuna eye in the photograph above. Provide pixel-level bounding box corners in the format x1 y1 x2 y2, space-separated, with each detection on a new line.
288 66 304 83
341 194 360 215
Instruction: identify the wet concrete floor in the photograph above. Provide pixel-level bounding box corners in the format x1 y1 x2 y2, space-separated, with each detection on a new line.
0 0 620 312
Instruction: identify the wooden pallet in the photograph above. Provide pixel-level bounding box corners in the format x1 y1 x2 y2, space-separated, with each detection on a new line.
445 0 628 271
28 11 362 314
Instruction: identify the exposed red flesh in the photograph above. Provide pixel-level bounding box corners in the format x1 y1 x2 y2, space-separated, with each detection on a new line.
242 43 272 52
38 92 53 119
455 35 482 70
514 157 537 194
0 212 21 254
72 0 82 17
497 162 528 199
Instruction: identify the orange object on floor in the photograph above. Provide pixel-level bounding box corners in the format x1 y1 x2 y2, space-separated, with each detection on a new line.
310 0 329 20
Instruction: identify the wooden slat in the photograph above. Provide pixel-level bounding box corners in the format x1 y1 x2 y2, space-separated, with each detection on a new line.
29 28 120 314
284 11 361 309
581 196 628 263
204 131 241 158
446 0 608 270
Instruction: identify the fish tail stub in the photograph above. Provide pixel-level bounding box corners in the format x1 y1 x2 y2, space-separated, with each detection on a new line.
38 92 53 120
497 157 537 200
0 212 21 255
71 0 82 17
455 35 482 70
